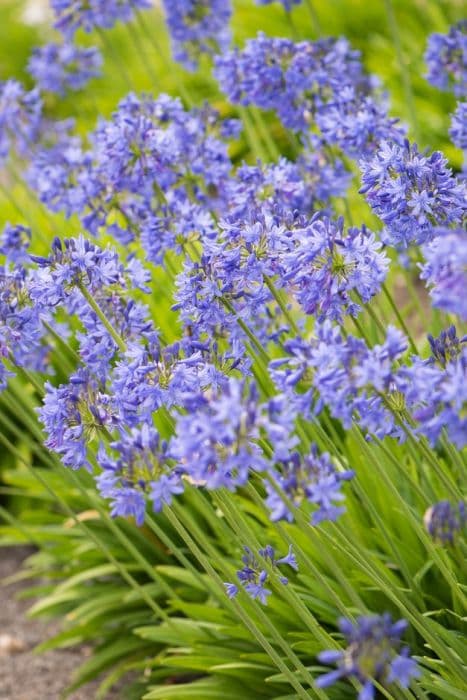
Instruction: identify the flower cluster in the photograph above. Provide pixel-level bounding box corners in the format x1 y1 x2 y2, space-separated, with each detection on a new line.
425 21 467 97
265 445 354 525
51 0 151 38
317 614 419 698
171 379 268 491
281 215 388 321
424 500 466 544
215 33 403 155
96 424 182 526
27 93 235 261
0 223 59 387
225 544 298 604
360 139 466 247
29 235 123 309
420 228 467 320
28 43 102 95
0 80 42 162
162 0 232 70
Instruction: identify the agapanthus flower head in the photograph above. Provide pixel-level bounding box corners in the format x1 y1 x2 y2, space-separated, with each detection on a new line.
51 0 151 38
0 224 31 266
420 228 467 320
215 33 371 133
397 340 467 449
172 379 268 490
162 0 232 71
317 614 419 699
26 125 97 219
224 544 297 604
0 229 56 384
28 43 102 95
273 322 411 440
215 33 401 154
265 445 354 524
424 500 466 544
29 235 123 308
314 90 405 157
38 369 116 470
450 101 467 151
425 21 467 97
281 215 388 321
360 139 466 247
96 424 182 526
0 80 42 161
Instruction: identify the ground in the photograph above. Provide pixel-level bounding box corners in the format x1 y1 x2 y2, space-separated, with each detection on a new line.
0 547 122 700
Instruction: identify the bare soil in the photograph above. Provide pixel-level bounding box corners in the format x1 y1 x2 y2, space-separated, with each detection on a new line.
0 547 124 700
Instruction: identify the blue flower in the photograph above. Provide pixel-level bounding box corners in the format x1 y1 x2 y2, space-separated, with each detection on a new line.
265 446 354 525
38 369 116 470
215 33 401 154
450 101 467 151
0 80 42 162
0 224 31 266
172 379 268 490
96 424 182 525
317 614 419 698
281 214 388 322
225 545 298 605
215 34 373 134
162 0 232 71
51 0 151 38
424 500 466 544
425 21 467 97
28 43 102 95
420 228 467 319
360 139 466 248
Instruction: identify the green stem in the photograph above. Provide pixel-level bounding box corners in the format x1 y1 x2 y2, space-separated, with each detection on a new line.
382 282 418 354
78 284 127 353
163 507 314 699
264 276 300 335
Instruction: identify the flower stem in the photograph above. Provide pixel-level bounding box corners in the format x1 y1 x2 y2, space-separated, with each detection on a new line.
78 284 127 353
